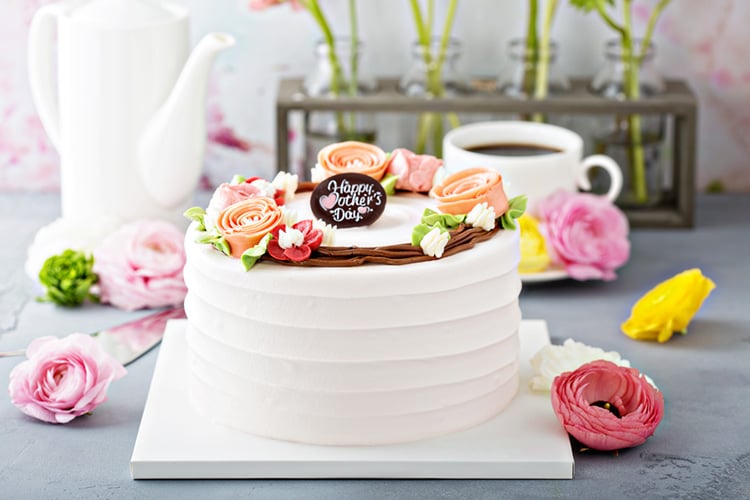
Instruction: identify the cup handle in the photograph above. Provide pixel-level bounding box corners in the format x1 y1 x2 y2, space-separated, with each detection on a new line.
577 155 623 202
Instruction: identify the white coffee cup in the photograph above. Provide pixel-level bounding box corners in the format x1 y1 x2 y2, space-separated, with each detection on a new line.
443 121 622 213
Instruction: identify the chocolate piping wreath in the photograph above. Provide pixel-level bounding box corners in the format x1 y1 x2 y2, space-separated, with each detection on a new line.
259 181 504 267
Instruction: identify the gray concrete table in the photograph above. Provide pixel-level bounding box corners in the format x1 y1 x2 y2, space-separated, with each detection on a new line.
1 192 748 499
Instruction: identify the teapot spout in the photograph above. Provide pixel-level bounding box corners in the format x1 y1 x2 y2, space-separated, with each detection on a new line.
139 33 235 208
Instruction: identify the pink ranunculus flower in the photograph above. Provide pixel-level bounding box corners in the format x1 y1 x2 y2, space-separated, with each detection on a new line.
207 182 265 214
248 0 301 11
9 333 126 424
94 220 187 311
537 190 630 281
386 148 443 193
551 360 664 451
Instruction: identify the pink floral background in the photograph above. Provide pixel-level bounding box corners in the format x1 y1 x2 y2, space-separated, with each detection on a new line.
1 0 747 192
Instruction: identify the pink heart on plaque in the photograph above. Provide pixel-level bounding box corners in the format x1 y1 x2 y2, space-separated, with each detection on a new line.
319 193 338 211
358 206 369 214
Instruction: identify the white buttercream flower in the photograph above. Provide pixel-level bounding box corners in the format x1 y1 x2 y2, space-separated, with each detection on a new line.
278 227 304 250
420 227 450 258
204 207 220 233
466 202 497 231
249 179 276 198
432 166 447 189
281 207 298 227
313 219 337 246
271 171 298 203
529 339 631 392
25 216 120 283
311 164 326 183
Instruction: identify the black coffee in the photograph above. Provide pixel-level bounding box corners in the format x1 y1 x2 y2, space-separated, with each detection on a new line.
466 143 562 157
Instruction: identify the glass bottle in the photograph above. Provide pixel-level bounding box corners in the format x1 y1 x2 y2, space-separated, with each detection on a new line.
399 38 469 97
590 39 667 207
497 38 570 99
303 38 377 174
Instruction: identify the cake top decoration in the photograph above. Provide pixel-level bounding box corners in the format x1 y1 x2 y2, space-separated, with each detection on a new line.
184 141 526 270
311 173 386 228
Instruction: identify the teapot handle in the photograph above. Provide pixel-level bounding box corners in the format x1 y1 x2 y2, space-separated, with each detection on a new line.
28 5 61 150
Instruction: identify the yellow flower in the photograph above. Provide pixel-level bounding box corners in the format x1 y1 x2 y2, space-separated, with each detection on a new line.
519 214 551 274
621 268 716 343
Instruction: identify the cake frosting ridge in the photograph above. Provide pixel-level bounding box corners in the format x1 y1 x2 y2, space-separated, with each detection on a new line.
183 142 526 445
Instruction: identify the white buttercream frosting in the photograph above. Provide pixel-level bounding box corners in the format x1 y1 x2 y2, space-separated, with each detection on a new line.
466 202 497 231
420 227 450 258
184 192 522 445
312 218 337 246
277 227 304 249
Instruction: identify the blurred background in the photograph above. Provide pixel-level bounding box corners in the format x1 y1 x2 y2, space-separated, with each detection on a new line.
1 0 747 192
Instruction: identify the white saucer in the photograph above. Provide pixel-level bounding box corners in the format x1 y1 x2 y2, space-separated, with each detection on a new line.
521 268 570 283
130 319 574 479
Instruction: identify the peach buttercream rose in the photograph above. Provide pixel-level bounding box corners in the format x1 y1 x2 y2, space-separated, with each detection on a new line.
430 167 509 216
217 198 284 258
316 141 389 181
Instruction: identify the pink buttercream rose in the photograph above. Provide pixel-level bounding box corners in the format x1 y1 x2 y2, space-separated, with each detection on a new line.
537 191 630 281
207 182 265 214
8 333 126 424
551 360 664 451
94 220 187 311
386 148 443 193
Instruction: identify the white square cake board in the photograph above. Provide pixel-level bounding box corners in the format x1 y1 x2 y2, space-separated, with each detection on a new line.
130 319 574 479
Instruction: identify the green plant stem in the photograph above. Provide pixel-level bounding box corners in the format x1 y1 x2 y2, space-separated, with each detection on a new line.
532 0 557 122
427 0 435 37
307 0 346 134
523 0 538 98
347 0 359 133
638 0 671 63
622 0 647 203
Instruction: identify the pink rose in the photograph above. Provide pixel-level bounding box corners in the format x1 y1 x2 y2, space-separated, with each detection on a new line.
9 333 126 424
94 220 187 311
537 191 630 281
386 148 442 193
551 360 664 451
248 0 301 11
207 182 265 214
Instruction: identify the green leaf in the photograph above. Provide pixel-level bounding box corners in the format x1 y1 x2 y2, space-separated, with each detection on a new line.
569 0 612 13
231 174 247 185
241 234 273 271
196 230 231 256
421 209 465 229
184 206 207 231
380 173 399 196
500 212 517 231
37 249 98 307
411 223 433 246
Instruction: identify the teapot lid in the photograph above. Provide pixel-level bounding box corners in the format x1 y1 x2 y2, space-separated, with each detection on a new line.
70 0 185 28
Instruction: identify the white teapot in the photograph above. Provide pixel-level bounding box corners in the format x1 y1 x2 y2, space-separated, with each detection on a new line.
28 0 235 224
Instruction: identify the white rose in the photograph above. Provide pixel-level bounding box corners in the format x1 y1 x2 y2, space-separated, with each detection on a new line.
466 202 497 231
420 227 450 258
271 171 299 203
529 339 631 392
313 219 337 246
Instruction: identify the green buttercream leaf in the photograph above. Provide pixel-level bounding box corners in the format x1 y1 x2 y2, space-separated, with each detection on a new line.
421 208 465 229
37 249 98 307
411 223 433 246
380 173 398 196
231 174 246 185
498 195 527 230
184 206 207 231
213 237 231 256
241 234 273 271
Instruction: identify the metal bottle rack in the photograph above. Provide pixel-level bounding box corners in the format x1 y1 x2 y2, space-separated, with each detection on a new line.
276 78 697 228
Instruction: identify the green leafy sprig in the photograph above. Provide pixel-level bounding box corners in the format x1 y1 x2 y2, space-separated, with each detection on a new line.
411 209 465 246
241 234 273 271
37 250 98 307
499 195 528 231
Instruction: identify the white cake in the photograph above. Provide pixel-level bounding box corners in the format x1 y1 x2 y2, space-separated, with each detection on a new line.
183 191 523 445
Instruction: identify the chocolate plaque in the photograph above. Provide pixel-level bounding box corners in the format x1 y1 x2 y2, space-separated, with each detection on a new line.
311 173 386 228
